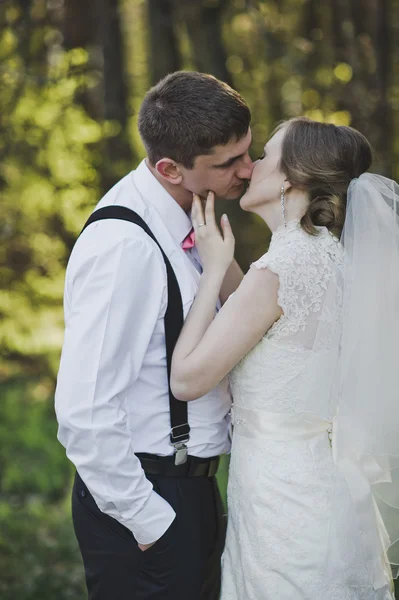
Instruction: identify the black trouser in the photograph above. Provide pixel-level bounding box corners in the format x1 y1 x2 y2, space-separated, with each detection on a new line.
72 469 226 600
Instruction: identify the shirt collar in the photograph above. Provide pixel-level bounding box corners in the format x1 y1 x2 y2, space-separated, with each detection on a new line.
132 159 192 245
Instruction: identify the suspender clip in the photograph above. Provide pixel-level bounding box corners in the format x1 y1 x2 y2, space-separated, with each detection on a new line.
170 423 190 465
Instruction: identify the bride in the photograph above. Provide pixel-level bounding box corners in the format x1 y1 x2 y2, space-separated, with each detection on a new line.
171 117 399 599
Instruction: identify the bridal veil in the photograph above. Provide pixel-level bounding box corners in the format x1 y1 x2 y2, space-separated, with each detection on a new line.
326 173 399 588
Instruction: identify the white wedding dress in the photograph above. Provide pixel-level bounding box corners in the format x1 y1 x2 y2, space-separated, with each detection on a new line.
221 222 394 599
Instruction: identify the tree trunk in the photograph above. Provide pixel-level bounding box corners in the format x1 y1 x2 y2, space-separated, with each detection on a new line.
147 0 181 85
63 0 133 190
302 0 319 75
330 0 363 130
298 0 333 108
369 0 393 175
100 0 134 188
62 0 104 120
62 0 96 50
331 0 357 66
330 0 394 175
178 0 233 85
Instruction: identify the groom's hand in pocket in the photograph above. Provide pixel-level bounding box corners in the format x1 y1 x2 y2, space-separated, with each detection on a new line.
138 516 177 552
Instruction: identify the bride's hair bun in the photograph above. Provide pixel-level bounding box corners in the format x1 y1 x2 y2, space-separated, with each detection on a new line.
278 117 373 238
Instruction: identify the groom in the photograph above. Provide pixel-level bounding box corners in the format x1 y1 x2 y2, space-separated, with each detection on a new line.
55 71 253 600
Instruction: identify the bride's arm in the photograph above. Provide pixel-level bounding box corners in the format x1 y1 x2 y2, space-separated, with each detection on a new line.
171 193 281 402
219 259 244 305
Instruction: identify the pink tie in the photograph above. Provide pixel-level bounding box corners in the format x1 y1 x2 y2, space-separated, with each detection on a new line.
181 229 195 251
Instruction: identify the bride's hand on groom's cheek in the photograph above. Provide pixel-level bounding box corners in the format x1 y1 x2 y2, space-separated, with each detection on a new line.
192 191 235 276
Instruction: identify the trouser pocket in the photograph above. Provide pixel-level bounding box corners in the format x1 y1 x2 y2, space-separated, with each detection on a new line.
73 471 135 545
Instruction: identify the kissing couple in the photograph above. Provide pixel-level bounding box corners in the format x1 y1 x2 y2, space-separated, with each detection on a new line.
55 71 399 600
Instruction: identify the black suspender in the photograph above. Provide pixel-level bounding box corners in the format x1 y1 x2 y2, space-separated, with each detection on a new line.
79 205 190 464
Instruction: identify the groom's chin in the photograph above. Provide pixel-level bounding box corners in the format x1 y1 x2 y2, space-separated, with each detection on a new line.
224 181 247 201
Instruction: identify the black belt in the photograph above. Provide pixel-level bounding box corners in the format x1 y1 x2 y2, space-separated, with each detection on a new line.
136 453 220 478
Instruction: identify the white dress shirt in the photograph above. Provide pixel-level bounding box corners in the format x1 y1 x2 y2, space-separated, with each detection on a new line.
55 160 232 545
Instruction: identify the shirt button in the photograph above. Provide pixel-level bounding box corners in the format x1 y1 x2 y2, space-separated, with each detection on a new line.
80 489 86 498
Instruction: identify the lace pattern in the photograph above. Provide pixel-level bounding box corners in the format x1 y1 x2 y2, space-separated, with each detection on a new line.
252 222 344 342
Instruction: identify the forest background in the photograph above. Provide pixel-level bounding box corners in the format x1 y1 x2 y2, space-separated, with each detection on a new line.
1 0 399 598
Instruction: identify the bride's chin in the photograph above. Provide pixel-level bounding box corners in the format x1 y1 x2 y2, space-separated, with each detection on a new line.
240 192 252 211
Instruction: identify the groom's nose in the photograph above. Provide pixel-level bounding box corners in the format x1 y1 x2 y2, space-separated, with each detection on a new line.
237 153 254 180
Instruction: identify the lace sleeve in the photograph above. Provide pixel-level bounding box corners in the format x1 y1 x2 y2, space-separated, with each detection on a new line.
251 225 343 336
251 243 295 319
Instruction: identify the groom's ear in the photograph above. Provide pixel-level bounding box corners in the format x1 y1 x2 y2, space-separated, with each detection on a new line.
155 159 183 185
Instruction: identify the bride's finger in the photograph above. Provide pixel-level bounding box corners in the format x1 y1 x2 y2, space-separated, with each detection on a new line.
204 191 218 230
221 213 235 244
192 193 204 231
196 195 206 227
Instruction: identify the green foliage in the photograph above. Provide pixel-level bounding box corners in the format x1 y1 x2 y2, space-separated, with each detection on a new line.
0 378 69 497
0 39 105 378
216 454 229 509
0 500 85 600
0 377 85 598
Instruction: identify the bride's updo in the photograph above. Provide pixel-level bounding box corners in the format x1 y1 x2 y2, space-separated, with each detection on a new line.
279 117 373 238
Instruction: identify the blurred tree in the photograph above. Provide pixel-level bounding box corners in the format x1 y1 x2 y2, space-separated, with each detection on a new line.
257 2 286 126
62 0 133 190
1 0 399 597
62 0 101 118
370 0 393 175
147 0 181 85
0 0 124 379
331 0 394 174
177 0 233 85
101 0 134 187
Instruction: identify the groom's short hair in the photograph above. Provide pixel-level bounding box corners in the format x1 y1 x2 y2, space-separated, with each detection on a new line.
138 71 251 169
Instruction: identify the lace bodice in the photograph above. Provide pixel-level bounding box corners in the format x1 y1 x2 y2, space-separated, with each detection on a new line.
230 221 344 416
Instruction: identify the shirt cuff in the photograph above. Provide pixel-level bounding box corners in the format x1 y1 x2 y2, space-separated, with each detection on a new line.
123 489 176 545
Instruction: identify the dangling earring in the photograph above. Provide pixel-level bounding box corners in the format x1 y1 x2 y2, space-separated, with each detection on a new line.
280 184 287 228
